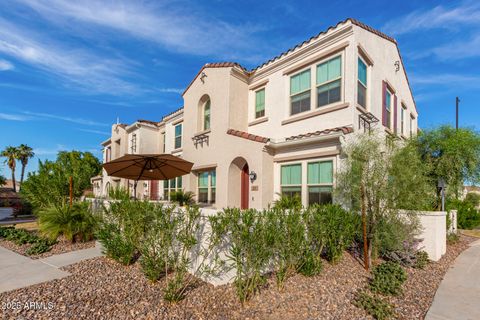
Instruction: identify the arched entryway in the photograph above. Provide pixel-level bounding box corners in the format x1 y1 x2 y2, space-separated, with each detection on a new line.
228 157 249 209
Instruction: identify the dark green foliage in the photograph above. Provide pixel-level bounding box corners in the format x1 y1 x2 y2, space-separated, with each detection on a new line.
107 186 130 200
465 192 480 207
21 151 101 209
355 291 394 320
447 232 460 245
370 262 407 296
414 126 480 205
297 250 323 276
448 199 480 229
96 222 137 265
169 190 195 206
414 251 429 269
38 202 98 242
273 194 302 210
0 226 54 255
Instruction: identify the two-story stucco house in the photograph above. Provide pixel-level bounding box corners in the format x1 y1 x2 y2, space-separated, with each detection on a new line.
92 18 418 210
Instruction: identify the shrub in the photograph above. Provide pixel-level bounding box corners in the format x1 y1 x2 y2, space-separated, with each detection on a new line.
447 232 460 245
297 250 323 276
303 204 359 263
169 190 195 206
465 192 480 207
370 261 407 296
355 291 394 320
414 251 429 269
38 202 98 242
26 239 54 255
96 200 154 265
450 200 480 229
108 186 130 200
273 194 302 210
0 226 54 255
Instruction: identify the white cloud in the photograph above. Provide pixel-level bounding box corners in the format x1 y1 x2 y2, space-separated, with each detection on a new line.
22 111 108 126
14 0 266 59
77 128 110 136
157 87 183 94
0 59 13 71
0 112 30 121
411 73 480 85
0 18 139 95
383 2 480 36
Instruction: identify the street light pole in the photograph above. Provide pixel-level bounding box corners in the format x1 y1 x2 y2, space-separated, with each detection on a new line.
456 97 460 130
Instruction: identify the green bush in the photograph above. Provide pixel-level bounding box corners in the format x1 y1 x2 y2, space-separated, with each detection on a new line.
0 226 54 255
26 239 53 255
108 186 130 200
273 194 302 210
96 200 155 265
370 261 407 296
297 250 323 276
302 204 359 264
169 190 195 206
38 202 98 242
450 200 480 229
447 232 460 245
465 192 480 207
355 291 394 320
414 251 429 269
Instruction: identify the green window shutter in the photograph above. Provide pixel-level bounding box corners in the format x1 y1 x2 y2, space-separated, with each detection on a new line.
199 172 209 187
290 70 311 95
177 176 182 188
255 89 265 112
317 56 342 85
307 161 333 184
358 58 367 86
281 164 302 185
211 170 216 187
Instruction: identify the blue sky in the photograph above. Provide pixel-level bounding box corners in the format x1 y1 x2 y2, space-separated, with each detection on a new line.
1 0 479 179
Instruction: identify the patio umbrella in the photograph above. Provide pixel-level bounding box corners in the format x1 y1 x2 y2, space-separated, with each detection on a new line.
102 154 193 199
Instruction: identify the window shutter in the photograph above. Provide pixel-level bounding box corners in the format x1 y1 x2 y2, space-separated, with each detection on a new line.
393 95 398 133
382 81 387 126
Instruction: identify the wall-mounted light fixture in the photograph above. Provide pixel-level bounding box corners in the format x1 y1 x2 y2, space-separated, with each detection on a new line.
249 171 257 183
394 60 400 72
200 72 207 83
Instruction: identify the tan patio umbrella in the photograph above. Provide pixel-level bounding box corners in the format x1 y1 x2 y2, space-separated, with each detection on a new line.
102 154 193 199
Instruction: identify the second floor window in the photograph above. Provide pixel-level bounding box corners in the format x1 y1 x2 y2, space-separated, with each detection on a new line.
161 132 165 153
290 69 311 115
130 134 136 154
174 124 182 149
255 89 265 118
385 89 392 129
401 105 406 136
105 147 111 162
357 58 367 108
317 56 341 107
203 100 210 130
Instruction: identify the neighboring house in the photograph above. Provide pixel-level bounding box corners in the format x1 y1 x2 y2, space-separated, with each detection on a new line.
92 18 419 209
3 180 21 191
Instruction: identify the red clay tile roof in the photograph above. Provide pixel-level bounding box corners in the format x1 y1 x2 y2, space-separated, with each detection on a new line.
161 106 184 121
285 126 354 141
227 129 270 143
137 119 159 126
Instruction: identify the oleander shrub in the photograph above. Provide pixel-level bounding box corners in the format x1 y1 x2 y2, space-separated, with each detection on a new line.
355 291 394 320
273 194 302 210
108 186 130 201
449 200 480 229
370 261 407 296
38 202 98 243
414 251 430 269
96 199 155 265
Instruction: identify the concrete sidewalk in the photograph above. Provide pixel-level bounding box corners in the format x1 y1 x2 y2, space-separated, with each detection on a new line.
426 239 480 320
0 244 103 293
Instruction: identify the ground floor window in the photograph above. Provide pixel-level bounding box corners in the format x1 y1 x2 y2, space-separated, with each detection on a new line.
198 170 216 204
279 159 334 206
281 163 302 198
163 176 182 200
307 160 333 205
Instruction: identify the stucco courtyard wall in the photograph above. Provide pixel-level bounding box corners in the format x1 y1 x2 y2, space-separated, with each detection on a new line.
416 211 447 262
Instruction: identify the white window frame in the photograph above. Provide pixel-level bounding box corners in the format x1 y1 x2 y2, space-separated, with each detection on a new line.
130 133 137 154
174 123 182 149
357 56 368 109
306 159 334 206
197 170 216 205
289 68 312 116
255 88 266 119
385 89 393 129
401 104 406 136
315 53 343 109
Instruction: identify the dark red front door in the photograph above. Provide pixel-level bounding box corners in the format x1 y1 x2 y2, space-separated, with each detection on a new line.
241 164 249 209
150 180 159 200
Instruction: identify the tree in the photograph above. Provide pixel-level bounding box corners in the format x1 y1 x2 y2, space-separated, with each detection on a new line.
335 131 433 266
465 192 480 208
1 146 19 192
21 151 102 209
17 144 35 189
0 174 5 186
415 126 480 206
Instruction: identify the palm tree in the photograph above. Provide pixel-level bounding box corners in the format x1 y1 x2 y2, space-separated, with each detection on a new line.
1 146 19 192
17 144 34 189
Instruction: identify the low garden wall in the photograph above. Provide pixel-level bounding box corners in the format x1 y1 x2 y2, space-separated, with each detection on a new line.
416 211 447 261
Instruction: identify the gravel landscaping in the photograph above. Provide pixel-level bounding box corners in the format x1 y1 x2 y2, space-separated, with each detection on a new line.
0 235 95 259
0 235 475 320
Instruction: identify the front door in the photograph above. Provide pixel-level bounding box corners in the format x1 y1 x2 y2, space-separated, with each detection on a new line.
150 180 159 200
241 164 249 209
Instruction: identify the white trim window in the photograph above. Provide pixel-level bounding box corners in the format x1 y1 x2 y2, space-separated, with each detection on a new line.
385 89 392 129
203 100 211 130
255 88 265 119
130 134 137 154
163 176 182 200
161 132 165 153
290 70 311 115
280 163 302 198
174 123 182 149
401 104 406 136
357 57 367 108
198 170 216 204
307 160 333 205
316 55 342 108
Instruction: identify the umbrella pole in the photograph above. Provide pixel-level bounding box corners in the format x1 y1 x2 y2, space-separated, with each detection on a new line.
133 159 150 200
